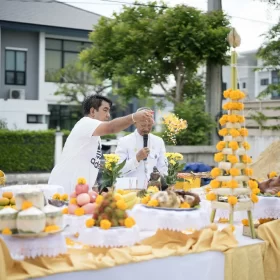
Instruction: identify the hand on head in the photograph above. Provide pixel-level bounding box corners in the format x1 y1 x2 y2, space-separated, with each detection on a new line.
133 110 154 124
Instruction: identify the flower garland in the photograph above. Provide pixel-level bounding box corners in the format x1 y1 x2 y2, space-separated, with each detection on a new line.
207 88 260 206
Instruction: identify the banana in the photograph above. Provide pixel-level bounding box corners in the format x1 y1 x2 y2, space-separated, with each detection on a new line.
126 197 137 209
123 192 137 202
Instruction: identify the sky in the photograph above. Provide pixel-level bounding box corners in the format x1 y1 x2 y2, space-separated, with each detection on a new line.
60 0 280 52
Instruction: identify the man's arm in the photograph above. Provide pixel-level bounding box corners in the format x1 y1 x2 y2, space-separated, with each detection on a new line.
93 110 153 137
157 138 168 176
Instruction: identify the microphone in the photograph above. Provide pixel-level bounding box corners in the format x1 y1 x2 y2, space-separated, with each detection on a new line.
143 134 148 161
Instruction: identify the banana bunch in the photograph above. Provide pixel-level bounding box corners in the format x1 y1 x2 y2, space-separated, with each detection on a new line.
122 192 140 209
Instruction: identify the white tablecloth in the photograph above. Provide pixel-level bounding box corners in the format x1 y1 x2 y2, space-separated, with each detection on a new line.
130 204 210 231
0 184 64 199
35 224 263 280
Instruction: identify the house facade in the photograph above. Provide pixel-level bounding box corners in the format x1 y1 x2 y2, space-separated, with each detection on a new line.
0 0 101 130
222 50 278 100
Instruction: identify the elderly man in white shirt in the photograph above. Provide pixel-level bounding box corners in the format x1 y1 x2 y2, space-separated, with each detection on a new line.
115 108 168 189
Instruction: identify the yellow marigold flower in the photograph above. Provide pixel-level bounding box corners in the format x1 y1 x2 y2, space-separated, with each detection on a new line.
218 128 228 136
117 189 125 195
229 168 240 176
216 141 226 151
244 168 253 176
77 177 86 185
242 219 249 226
100 219 111 230
228 196 238 205
205 186 211 193
214 153 224 162
237 115 245 123
180 202 190 208
223 89 231 98
277 192 280 197
141 195 151 204
229 128 240 137
74 208 85 216
61 194 68 201
242 155 252 164
86 218 95 228
252 188 260 194
211 167 222 178
70 198 77 205
62 208 68 214
147 199 159 207
227 154 238 164
114 193 123 201
251 193 259 203
269 171 277 178
22 201 33 210
219 115 228 126
124 217 136 228
44 225 60 232
206 192 216 201
96 195 104 205
230 225 235 232
2 228 12 235
228 141 239 151
248 180 258 189
228 115 238 123
227 180 238 189
222 102 231 110
116 200 127 210
175 153 183 160
229 90 245 100
210 180 220 188
239 128 248 137
52 193 61 200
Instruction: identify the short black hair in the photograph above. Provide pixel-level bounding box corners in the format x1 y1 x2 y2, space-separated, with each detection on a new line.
82 95 113 115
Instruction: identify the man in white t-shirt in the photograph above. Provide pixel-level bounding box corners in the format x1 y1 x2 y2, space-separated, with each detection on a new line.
48 95 153 194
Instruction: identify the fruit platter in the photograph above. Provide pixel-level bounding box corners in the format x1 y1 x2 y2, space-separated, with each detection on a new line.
139 187 201 211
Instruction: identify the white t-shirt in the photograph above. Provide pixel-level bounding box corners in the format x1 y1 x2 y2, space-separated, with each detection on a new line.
48 117 102 194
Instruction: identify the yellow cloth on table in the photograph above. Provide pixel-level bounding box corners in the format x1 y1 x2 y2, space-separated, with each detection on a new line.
258 220 280 280
0 225 238 280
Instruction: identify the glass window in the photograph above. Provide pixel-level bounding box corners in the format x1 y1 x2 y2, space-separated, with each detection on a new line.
243 82 246 88
64 41 83 52
261 79 269 86
45 50 62 81
5 51 15 71
5 50 26 85
46 39 62 50
64 52 78 66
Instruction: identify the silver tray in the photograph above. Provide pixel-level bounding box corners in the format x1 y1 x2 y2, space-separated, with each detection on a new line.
143 205 199 211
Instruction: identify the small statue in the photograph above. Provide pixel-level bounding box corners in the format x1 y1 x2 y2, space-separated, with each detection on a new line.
147 166 168 190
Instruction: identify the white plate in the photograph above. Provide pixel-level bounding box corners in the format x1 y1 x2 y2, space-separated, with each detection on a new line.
143 205 199 211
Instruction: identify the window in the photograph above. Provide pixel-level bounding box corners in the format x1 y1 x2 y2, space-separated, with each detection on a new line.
243 82 246 88
237 83 240 89
45 39 92 82
27 115 43 124
260 79 269 86
5 49 26 85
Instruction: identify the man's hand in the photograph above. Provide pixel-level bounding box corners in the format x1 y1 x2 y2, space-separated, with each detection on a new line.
136 147 150 162
133 110 154 124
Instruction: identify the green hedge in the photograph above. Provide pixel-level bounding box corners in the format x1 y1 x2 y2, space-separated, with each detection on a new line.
0 130 55 173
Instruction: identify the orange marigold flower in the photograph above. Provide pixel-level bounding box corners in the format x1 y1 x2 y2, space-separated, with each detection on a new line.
180 202 191 209
219 115 228 126
248 180 258 189
228 141 239 151
268 171 277 178
216 141 226 151
228 196 238 205
86 218 95 228
2 228 12 235
124 217 136 228
211 168 222 178
206 192 217 201
227 155 238 164
227 180 238 189
223 89 231 98
147 199 159 207
229 168 240 176
242 219 249 226
70 198 77 205
62 208 68 214
74 208 85 216
116 200 128 210
218 128 228 136
244 168 253 176
237 116 245 123
251 193 259 203
214 153 224 162
242 155 252 164
230 128 240 137
239 128 248 137
210 180 220 188
228 114 238 123
100 219 111 230
252 188 260 194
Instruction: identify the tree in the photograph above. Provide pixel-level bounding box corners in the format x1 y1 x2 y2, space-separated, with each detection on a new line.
81 3 230 104
255 0 280 7
51 62 112 104
257 20 280 99
162 76 215 145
